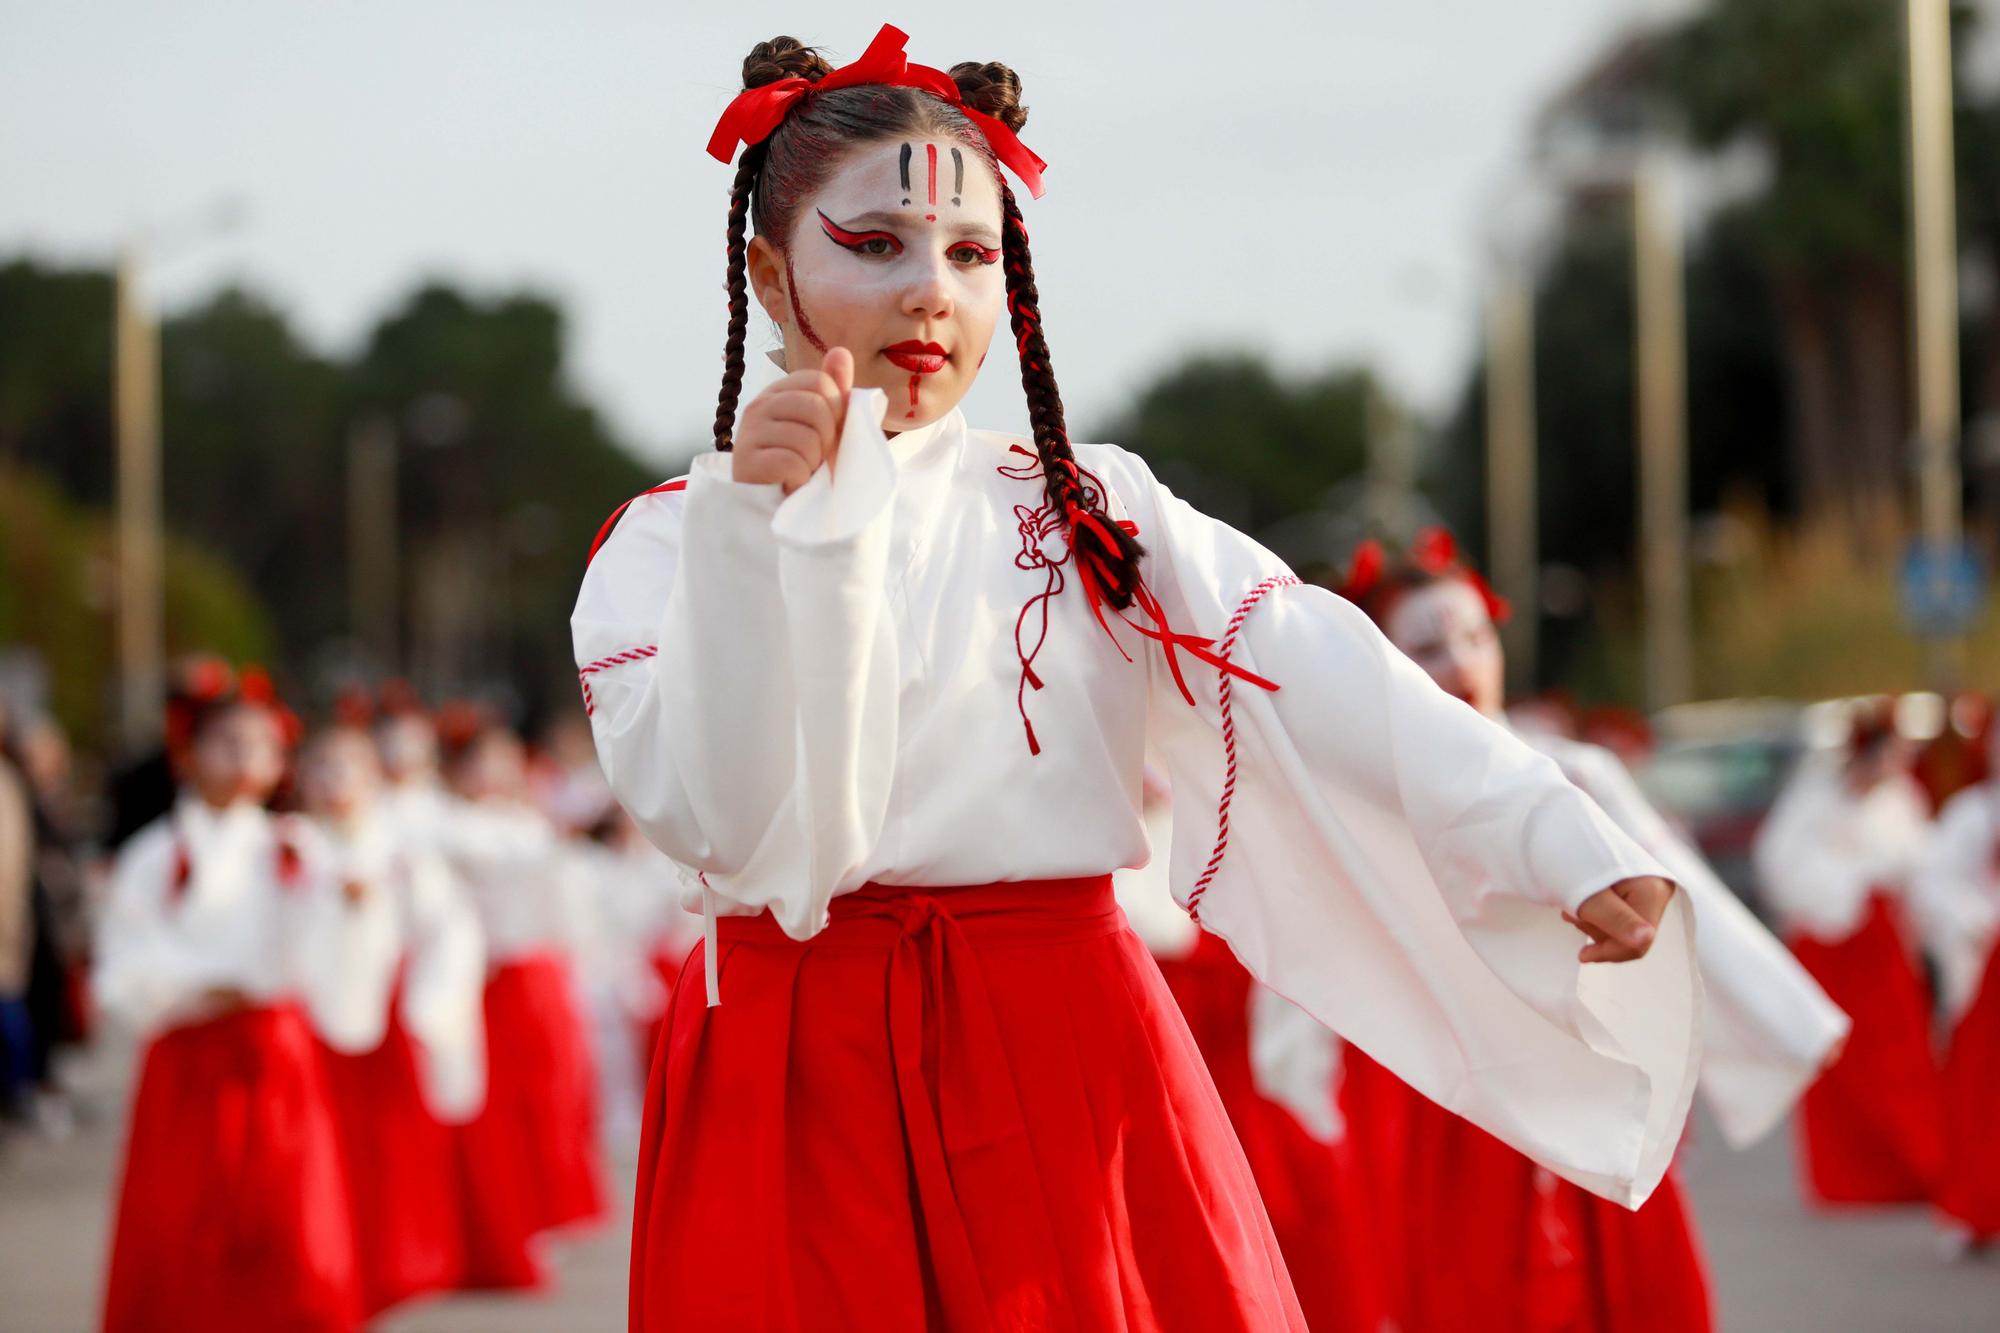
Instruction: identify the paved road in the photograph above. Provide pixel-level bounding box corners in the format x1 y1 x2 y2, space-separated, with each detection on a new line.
3 1037 1993 1330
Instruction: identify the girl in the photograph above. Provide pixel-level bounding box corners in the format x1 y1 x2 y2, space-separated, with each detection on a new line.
575 28 1697 1329
301 724 488 1315
1753 700 1943 1205
1346 534 1850 1332
1912 717 2000 1247
95 670 395 1333
441 719 606 1278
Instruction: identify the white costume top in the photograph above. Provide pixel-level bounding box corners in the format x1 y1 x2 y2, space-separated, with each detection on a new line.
94 798 398 1044
434 796 584 965
1913 783 2000 1019
572 837 704 1020
573 392 1700 1207
1753 759 1933 941
314 807 489 1121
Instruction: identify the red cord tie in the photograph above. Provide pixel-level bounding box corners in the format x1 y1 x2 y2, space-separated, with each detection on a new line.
1001 444 1280 756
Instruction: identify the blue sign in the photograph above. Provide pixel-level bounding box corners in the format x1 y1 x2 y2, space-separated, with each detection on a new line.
1899 539 1988 637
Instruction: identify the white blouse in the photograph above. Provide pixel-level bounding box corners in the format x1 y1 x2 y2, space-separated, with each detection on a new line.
94 798 398 1043
573 391 1700 1208
1913 783 2000 1019
1753 759 1933 941
314 806 489 1121
432 796 584 965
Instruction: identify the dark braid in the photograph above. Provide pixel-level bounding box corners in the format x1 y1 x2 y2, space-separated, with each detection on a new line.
713 145 764 452
1000 185 1145 608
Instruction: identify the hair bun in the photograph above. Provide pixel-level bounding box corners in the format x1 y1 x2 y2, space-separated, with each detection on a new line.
743 36 832 90
948 61 1027 132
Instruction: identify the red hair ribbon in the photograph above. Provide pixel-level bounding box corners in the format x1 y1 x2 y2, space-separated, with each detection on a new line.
1336 539 1386 604
1411 527 1513 626
706 24 1048 199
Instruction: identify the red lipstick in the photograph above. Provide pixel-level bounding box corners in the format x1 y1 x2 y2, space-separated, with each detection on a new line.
883 340 948 373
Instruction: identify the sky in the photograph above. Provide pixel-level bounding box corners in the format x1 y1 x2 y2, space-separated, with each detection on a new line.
2 1 1657 466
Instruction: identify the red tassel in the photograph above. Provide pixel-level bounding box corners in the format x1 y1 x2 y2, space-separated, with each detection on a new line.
167 843 192 906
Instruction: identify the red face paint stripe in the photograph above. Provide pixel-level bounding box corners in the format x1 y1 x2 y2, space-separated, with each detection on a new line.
783 257 829 354
927 143 938 205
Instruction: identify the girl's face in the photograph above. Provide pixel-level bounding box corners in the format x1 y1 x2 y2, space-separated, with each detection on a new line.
301 731 381 822
376 715 438 784
1383 579 1507 718
451 729 526 803
750 135 1006 429
187 704 286 808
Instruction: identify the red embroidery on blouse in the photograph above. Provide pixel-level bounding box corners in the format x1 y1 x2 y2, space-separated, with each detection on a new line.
578 644 660 717
1186 574 1300 922
997 445 1283 758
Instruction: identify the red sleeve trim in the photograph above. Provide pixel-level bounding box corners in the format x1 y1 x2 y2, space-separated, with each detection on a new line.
586 477 689 567
1186 575 1301 922
577 644 660 717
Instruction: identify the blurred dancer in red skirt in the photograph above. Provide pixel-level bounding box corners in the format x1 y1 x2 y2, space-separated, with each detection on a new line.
1755 700 1942 1206
95 667 395 1333
441 717 605 1283
301 723 488 1315
1346 533 1848 1333
1914 715 2000 1249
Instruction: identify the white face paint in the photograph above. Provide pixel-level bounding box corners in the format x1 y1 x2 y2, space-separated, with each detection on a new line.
301 730 382 823
749 136 1006 429
1382 579 1506 718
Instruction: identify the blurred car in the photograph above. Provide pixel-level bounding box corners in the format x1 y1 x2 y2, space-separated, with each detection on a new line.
1634 699 1808 919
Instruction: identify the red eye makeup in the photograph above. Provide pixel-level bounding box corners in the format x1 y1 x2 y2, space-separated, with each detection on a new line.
819 211 903 256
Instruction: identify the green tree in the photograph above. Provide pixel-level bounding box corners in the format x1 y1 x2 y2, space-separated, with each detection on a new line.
1097 352 1374 537
1658 0 1984 541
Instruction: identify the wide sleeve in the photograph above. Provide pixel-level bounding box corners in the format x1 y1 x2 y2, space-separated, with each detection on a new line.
398 850 489 1121
1086 444 1702 1209
572 388 903 941
90 824 235 1031
1549 739 1847 1148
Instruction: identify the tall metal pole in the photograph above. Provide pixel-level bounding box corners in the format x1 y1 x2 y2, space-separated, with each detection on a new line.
1907 0 1965 684
346 414 400 668
1485 265 1539 691
114 243 164 754
1634 151 1694 710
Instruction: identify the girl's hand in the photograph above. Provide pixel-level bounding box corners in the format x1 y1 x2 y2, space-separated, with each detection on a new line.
732 346 854 494
1564 876 1676 963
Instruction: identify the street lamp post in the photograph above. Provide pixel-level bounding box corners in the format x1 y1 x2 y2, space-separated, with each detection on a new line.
1484 263 1539 692
1634 151 1694 711
1906 0 1967 685
114 243 164 755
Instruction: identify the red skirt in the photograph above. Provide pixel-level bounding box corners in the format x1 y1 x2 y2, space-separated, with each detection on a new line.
630 876 1305 1332
1938 942 2000 1238
320 1015 464 1314
103 1004 361 1333
455 953 607 1288
1787 895 1943 1204
1336 1046 1417 1324
1401 1095 1712 1333
1154 932 1387 1333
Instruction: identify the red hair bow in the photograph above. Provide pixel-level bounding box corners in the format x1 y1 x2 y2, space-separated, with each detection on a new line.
705 24 1048 199
1337 539 1386 604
